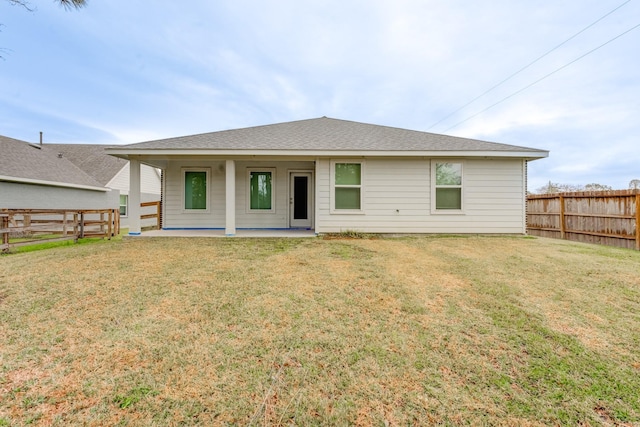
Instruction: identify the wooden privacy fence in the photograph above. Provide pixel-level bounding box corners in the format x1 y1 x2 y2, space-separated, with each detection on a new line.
1 209 120 252
527 190 640 250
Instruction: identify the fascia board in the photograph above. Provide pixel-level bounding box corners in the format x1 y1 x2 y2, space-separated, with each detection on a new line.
106 149 549 159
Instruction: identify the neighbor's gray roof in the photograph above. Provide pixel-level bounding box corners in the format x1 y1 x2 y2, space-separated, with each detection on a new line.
0 135 105 188
113 117 548 153
42 144 127 186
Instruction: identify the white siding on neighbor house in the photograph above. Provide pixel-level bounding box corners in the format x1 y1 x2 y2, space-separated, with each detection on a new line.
0 181 119 210
162 159 314 229
107 163 161 228
107 163 161 195
316 158 526 234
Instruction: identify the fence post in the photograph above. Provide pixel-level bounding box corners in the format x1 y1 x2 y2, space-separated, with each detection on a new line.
24 213 31 234
559 195 566 240
636 193 640 251
107 210 113 240
1 214 9 252
73 213 79 241
80 212 85 238
156 201 161 229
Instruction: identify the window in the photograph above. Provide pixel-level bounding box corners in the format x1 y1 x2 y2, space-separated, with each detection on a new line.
183 169 209 211
332 161 363 212
433 161 463 211
119 194 128 217
248 169 275 212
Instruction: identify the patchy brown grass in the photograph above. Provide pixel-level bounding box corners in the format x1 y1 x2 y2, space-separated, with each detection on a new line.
0 235 639 426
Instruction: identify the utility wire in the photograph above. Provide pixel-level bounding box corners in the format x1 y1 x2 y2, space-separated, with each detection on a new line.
442 21 640 132
426 0 632 131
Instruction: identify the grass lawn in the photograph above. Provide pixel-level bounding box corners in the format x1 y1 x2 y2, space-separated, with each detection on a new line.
1 235 639 426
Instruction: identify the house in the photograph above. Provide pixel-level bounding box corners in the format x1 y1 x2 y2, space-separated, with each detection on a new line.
40 144 161 228
0 136 161 228
0 135 119 210
106 117 548 236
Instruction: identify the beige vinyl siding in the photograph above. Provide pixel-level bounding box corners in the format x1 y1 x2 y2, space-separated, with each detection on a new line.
163 160 226 228
235 161 314 229
316 158 526 234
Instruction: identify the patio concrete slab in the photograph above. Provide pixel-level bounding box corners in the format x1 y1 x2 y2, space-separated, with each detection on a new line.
129 229 317 238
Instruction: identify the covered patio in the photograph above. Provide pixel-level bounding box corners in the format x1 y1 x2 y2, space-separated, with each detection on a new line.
123 158 316 236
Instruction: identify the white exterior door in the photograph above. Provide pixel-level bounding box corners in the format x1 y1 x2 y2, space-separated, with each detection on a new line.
289 172 313 228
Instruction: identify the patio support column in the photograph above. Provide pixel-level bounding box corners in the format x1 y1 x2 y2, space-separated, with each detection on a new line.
225 159 236 236
128 158 142 235
314 158 320 235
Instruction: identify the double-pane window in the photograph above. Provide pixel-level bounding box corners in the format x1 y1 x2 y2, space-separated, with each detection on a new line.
434 162 462 210
119 194 128 216
334 163 361 210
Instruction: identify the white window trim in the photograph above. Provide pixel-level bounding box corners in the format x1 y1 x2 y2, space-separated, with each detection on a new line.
119 193 129 218
330 160 365 214
246 168 276 214
181 167 211 213
431 159 465 215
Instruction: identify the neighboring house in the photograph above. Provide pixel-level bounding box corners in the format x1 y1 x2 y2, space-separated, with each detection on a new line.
0 135 118 210
41 144 161 228
107 117 548 235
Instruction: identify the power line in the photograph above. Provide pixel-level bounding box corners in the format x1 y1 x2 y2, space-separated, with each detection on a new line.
442 21 640 132
426 0 632 131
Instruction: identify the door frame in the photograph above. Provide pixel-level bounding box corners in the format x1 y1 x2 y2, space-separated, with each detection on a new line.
288 170 314 229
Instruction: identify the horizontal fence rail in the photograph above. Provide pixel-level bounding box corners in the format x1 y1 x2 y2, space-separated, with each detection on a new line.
527 190 640 250
140 200 162 230
0 208 120 252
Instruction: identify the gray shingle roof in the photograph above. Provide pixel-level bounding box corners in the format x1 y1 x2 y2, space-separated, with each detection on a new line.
42 144 127 186
0 135 105 188
114 117 547 153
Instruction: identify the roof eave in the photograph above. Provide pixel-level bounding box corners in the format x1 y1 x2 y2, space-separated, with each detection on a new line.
0 175 110 192
106 148 549 159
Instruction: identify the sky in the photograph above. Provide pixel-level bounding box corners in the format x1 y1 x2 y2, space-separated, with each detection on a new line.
1 0 638 192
